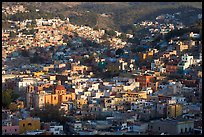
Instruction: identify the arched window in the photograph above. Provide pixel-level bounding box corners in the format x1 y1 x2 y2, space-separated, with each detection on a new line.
185 128 187 132
28 123 32 126
189 127 192 132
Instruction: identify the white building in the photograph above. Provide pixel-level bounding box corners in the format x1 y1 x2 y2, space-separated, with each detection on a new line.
128 123 148 134
49 125 64 135
178 54 194 70
168 96 186 104
119 59 128 71
123 82 140 91
18 77 37 92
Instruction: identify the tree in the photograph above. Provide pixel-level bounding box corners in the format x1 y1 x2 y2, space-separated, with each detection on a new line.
2 21 10 29
101 33 108 39
118 33 128 41
11 92 20 102
106 29 117 37
2 89 19 108
9 103 18 112
136 47 146 52
63 34 69 40
2 90 12 108
115 48 124 57
128 37 140 45
93 26 100 31
30 104 66 124
31 20 37 27
21 50 30 57
10 31 16 38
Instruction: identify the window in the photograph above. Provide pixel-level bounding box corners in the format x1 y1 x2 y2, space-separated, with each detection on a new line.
158 127 160 131
5 129 7 133
23 124 25 127
15 129 17 132
181 128 183 133
28 123 32 126
54 97 56 100
185 128 187 132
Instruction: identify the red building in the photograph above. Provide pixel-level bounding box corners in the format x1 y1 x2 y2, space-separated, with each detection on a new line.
136 75 155 89
166 65 178 73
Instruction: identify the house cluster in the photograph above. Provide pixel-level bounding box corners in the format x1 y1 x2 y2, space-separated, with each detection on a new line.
2 60 202 135
138 12 185 44
2 4 28 15
2 111 65 135
2 6 202 135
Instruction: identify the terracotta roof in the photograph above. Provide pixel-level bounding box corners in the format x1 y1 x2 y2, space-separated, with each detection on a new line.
56 85 66 90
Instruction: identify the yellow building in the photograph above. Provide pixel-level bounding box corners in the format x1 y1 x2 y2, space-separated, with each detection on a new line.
2 32 10 38
198 71 202 78
123 90 147 102
26 81 76 108
141 53 147 61
167 104 183 118
17 100 24 109
77 98 87 109
147 50 154 59
43 65 54 72
113 97 123 104
71 64 87 74
34 71 44 78
49 75 56 81
139 52 154 61
177 42 189 52
44 94 52 105
19 117 40 134
169 50 177 56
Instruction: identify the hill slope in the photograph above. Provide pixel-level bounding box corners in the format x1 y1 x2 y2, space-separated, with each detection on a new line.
2 2 202 32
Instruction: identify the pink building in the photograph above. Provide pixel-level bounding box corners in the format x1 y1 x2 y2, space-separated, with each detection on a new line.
2 126 19 135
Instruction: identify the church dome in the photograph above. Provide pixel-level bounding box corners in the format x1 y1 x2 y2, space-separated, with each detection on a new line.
55 85 66 91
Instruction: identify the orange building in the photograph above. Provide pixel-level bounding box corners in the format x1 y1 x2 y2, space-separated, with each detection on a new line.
136 75 155 89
